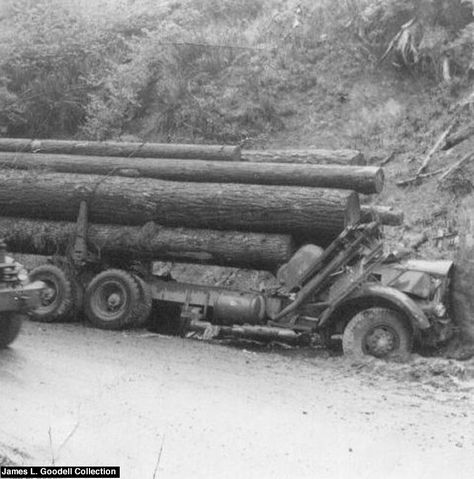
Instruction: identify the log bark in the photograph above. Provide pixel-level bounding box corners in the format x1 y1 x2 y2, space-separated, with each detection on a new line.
241 149 365 165
0 217 295 270
360 206 404 226
0 169 360 244
0 138 241 161
0 152 384 194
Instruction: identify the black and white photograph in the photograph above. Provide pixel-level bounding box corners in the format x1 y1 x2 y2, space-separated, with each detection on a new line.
0 0 473 477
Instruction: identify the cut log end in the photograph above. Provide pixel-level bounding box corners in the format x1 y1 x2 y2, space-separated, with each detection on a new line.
374 168 385 194
345 191 361 226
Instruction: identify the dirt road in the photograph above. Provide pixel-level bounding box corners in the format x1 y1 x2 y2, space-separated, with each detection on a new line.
1 321 474 479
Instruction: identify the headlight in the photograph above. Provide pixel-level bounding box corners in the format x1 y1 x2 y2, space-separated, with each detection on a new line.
13 261 29 283
433 303 447 318
18 269 29 283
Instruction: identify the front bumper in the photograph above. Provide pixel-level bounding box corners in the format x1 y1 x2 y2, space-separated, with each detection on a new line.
0 281 45 314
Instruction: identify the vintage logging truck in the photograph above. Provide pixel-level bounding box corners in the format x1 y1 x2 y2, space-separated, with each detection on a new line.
25 201 454 359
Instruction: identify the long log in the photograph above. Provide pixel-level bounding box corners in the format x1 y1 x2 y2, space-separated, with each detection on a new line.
360 206 404 226
0 169 360 244
0 217 295 270
241 149 365 165
0 152 384 194
0 138 241 161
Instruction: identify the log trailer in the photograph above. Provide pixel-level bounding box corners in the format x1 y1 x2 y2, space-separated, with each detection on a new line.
27 202 453 359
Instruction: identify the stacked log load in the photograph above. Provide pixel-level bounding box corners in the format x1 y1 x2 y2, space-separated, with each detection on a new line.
0 138 402 270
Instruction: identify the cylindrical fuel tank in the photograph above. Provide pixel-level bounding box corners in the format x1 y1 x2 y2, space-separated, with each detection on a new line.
213 292 266 325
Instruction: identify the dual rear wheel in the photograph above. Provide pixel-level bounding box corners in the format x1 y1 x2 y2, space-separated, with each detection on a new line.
84 269 152 330
28 265 152 330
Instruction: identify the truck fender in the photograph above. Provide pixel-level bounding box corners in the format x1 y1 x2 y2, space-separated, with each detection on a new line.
326 284 431 332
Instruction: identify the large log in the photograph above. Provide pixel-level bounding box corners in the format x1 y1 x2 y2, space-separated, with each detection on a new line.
360 206 404 226
0 217 295 270
0 169 360 245
0 152 384 194
241 149 365 165
0 138 241 161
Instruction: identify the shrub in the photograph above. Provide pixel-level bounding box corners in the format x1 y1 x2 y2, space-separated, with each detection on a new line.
2 0 472 143
80 4 284 143
358 0 474 80
0 0 131 137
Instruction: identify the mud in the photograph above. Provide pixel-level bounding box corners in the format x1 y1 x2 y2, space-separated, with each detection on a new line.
1 321 474 479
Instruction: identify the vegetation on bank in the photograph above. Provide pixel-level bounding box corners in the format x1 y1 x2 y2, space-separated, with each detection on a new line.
0 0 473 143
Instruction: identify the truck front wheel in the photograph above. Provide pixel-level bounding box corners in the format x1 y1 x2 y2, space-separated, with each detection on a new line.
0 313 23 348
342 308 412 360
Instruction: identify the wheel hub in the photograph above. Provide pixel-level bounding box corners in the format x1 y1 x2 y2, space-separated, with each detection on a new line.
106 292 123 310
40 285 57 306
365 327 397 357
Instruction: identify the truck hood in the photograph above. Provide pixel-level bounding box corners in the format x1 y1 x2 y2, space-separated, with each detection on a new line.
398 259 453 277
374 259 453 300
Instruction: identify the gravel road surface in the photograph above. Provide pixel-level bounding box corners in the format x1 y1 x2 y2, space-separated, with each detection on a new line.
1 321 474 479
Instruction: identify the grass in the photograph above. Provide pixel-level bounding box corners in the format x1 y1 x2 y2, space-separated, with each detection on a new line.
0 0 383 142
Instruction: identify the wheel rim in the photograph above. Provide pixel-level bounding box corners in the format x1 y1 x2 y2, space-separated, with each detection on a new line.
91 280 129 322
363 325 400 358
37 278 60 314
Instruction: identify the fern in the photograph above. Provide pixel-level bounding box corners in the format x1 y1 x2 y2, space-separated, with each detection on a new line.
360 0 474 80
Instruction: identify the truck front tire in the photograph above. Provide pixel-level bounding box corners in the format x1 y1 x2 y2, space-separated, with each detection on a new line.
342 307 412 360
